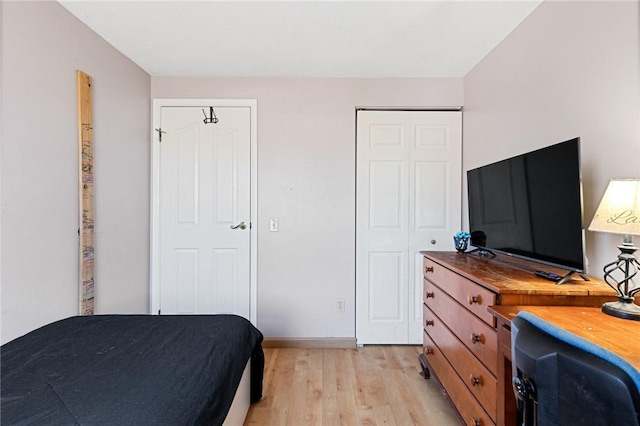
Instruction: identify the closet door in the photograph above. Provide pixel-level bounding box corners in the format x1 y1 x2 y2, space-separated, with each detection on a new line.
356 110 462 344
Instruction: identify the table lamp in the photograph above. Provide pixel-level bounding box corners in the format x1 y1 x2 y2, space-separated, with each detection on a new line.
588 179 640 320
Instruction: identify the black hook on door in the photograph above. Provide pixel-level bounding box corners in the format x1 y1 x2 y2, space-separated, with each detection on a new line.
202 107 219 124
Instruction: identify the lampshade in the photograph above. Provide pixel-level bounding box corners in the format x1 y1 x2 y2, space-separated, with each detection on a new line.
588 179 640 236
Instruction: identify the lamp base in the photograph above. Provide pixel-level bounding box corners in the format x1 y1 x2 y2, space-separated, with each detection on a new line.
601 300 640 321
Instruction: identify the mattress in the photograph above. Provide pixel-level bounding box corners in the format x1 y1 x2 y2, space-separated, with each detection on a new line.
1 314 264 425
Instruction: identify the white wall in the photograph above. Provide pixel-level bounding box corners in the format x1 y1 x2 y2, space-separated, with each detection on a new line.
0 1 4 344
463 1 640 279
1 1 151 343
152 78 463 338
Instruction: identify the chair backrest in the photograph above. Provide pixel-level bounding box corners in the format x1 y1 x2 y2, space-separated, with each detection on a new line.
511 315 640 426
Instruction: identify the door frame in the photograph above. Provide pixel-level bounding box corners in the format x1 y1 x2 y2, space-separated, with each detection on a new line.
150 99 258 324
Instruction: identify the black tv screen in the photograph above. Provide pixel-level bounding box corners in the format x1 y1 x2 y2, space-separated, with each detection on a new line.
467 138 585 272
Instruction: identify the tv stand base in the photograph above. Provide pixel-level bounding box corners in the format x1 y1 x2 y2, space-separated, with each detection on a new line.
466 248 496 258
556 271 590 285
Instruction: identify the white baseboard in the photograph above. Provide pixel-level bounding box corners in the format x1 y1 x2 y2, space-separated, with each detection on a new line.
262 338 357 349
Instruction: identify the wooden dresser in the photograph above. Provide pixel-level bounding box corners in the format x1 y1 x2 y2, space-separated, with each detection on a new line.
420 251 616 426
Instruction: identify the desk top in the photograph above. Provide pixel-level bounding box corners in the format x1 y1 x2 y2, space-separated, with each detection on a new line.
489 305 640 371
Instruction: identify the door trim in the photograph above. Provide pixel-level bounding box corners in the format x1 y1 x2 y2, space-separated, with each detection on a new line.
150 99 258 324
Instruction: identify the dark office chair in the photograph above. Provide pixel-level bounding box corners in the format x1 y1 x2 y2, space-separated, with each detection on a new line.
511 313 640 426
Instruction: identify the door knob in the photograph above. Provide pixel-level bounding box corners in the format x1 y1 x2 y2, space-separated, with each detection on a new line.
230 221 247 230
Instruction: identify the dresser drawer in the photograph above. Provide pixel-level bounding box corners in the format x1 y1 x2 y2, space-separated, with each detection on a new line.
423 330 495 426
424 257 496 327
424 278 498 374
423 304 497 422
422 327 449 381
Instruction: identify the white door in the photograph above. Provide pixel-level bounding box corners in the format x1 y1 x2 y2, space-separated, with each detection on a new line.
356 110 462 344
156 105 252 318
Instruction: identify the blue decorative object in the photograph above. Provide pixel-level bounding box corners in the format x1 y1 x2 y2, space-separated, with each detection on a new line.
454 231 470 253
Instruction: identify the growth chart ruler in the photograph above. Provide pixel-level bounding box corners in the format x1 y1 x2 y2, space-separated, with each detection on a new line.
77 70 95 315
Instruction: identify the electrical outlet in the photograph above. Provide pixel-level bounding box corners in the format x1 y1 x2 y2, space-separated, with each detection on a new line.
336 298 345 313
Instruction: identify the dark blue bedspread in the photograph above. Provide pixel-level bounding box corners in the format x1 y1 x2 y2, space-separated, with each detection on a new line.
1 315 264 425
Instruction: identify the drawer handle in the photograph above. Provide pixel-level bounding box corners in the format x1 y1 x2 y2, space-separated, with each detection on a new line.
425 320 435 327
467 295 482 305
425 266 434 273
470 419 482 426
470 333 484 344
425 292 434 299
469 374 481 386
425 348 434 355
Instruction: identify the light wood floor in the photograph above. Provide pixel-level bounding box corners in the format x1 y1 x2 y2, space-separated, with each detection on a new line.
244 345 461 425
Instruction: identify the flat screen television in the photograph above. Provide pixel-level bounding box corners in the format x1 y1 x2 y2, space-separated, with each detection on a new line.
467 137 587 284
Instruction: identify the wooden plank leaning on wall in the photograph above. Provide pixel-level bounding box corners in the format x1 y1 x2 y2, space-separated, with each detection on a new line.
77 70 94 315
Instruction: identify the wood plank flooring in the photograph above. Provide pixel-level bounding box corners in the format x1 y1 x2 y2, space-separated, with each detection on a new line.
244 345 461 425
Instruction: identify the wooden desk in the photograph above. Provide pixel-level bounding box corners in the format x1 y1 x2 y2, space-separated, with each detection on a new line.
490 305 640 426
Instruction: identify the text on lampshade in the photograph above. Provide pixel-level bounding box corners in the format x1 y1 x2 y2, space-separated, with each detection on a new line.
607 210 640 225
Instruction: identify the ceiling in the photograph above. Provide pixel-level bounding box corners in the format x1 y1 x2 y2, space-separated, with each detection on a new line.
58 0 543 78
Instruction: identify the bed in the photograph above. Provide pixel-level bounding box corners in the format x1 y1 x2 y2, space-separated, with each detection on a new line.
1 314 264 425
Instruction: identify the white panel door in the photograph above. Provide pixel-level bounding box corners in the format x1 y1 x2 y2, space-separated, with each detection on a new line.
356 110 461 344
159 106 251 318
